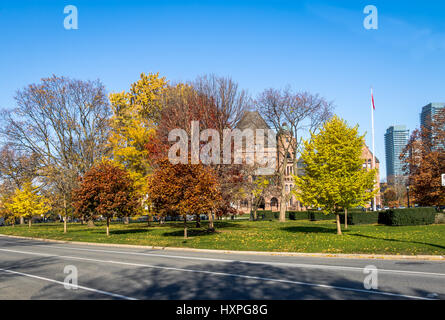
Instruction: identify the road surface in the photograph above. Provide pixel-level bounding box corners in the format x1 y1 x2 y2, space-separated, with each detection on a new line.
0 235 443 300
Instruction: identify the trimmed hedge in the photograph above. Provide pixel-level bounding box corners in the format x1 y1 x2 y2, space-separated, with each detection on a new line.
308 210 336 221
378 207 437 226
340 210 379 225
288 211 310 220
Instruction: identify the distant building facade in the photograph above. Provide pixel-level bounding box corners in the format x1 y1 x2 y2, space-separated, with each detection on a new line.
235 111 381 213
420 102 445 148
384 125 409 181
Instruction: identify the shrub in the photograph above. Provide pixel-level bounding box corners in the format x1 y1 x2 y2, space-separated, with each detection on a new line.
262 211 275 221
339 210 379 225
435 213 445 224
378 207 437 226
308 210 335 221
288 211 309 220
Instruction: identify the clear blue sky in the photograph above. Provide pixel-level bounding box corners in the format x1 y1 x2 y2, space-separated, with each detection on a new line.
1 0 444 181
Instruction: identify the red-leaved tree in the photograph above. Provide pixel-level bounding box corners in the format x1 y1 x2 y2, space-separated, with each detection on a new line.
147 158 221 238
72 161 139 236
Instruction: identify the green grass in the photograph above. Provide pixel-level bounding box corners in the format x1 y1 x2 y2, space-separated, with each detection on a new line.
1 219 445 255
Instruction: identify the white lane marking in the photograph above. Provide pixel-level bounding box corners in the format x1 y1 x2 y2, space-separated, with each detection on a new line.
16 243 445 278
0 248 434 300
0 267 137 300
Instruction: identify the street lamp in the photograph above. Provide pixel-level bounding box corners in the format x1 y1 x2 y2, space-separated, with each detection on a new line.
406 185 410 208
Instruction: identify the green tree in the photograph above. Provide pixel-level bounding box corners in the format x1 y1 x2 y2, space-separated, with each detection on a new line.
293 116 377 235
5 182 51 228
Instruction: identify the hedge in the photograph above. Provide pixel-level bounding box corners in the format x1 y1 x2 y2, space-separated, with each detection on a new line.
288 211 310 220
339 210 379 225
378 207 437 226
308 210 336 221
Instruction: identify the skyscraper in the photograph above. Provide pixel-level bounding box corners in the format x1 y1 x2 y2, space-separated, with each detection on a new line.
420 103 445 147
384 125 409 180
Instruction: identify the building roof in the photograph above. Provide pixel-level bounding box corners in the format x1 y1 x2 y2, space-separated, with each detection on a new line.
235 111 270 130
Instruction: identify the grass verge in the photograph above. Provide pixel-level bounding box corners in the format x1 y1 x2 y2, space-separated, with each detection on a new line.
0 220 444 255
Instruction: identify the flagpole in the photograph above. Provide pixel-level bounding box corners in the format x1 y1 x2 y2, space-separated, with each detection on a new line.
371 87 377 211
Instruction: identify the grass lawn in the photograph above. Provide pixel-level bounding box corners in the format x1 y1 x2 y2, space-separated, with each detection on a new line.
0 219 444 255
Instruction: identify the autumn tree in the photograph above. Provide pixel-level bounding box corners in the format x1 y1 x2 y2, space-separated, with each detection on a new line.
5 182 51 228
0 193 15 226
294 116 377 235
72 161 139 236
382 187 398 207
0 145 39 193
147 159 221 238
249 175 279 221
109 73 168 221
257 88 333 222
401 108 445 206
146 79 250 219
0 145 39 224
1 76 111 232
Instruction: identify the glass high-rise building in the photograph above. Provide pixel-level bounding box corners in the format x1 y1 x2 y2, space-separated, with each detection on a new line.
420 103 445 148
420 103 445 130
384 125 409 179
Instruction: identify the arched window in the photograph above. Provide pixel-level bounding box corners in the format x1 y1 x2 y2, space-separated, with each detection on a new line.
270 197 278 208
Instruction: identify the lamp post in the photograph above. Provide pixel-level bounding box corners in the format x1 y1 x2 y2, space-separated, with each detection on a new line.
406 185 410 208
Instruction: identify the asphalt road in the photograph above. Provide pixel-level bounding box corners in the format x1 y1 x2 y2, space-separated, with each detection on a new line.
0 235 444 300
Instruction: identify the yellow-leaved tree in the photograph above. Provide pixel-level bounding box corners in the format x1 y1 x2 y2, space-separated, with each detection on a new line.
293 116 378 235
5 182 51 228
109 72 168 220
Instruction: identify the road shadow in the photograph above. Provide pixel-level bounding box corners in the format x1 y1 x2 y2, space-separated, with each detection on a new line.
0 242 441 300
105 261 431 300
349 233 445 251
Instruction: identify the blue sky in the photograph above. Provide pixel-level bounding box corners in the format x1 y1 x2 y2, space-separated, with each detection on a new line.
1 0 444 180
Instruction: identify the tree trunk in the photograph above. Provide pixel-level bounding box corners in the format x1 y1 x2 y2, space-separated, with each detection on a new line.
279 171 286 222
183 217 187 239
106 217 110 236
253 208 258 221
123 216 129 225
195 214 201 228
344 208 348 229
28 218 32 228
336 213 342 235
20 217 24 225
148 214 153 227
63 195 68 234
208 211 215 232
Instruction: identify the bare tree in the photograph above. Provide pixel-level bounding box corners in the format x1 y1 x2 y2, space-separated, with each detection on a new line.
0 76 111 232
192 74 251 131
256 88 334 222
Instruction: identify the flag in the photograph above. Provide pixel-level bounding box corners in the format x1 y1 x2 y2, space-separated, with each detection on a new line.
371 89 375 110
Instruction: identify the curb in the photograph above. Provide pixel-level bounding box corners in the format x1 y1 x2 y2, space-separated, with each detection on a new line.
0 233 444 261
